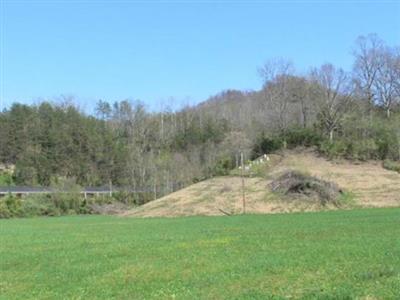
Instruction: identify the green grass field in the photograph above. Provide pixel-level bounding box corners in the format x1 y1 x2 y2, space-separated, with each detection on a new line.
1 208 400 299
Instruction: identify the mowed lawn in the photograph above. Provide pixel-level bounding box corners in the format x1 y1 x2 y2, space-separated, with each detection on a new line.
1 209 400 299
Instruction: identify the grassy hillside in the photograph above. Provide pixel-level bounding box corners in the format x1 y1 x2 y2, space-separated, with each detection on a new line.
1 208 400 299
125 150 400 217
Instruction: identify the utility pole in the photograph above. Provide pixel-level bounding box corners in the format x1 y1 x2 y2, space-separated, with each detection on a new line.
241 151 246 214
153 177 157 201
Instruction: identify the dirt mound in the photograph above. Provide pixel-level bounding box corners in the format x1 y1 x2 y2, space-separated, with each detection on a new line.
270 171 342 205
122 177 271 217
123 150 400 218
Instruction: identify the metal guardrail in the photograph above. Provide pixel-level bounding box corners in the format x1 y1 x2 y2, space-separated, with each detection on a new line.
0 184 184 196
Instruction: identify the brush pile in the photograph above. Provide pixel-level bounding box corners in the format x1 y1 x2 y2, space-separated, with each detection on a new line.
270 171 342 205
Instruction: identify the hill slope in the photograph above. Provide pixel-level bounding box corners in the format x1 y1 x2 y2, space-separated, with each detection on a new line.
124 150 400 217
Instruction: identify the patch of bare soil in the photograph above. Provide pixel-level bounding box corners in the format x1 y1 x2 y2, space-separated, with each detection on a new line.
122 149 400 217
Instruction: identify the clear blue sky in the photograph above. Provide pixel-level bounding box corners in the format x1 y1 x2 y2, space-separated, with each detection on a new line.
1 0 399 112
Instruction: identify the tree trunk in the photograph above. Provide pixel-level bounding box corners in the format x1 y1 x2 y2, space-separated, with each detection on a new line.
386 108 391 118
329 129 334 143
153 180 157 200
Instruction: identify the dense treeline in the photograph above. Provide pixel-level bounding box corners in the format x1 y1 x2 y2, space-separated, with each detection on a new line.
0 99 231 196
0 34 399 200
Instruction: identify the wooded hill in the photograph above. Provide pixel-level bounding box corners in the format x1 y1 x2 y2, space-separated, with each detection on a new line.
0 34 399 203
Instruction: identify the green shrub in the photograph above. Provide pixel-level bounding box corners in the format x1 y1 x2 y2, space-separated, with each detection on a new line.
253 127 323 158
0 173 14 186
318 133 398 161
19 197 46 217
376 134 398 160
345 138 379 160
319 140 348 159
383 160 400 173
18 195 59 217
284 127 323 148
0 200 11 218
50 192 81 214
212 157 234 176
252 136 283 158
0 195 24 217
0 192 138 219
5 195 24 217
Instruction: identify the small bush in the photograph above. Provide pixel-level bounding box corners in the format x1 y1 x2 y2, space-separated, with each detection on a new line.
20 195 61 217
252 136 283 158
0 195 23 217
212 157 235 176
319 140 348 159
20 196 49 217
0 173 14 186
285 127 323 148
249 162 267 177
50 192 81 214
383 160 400 173
345 138 379 161
0 200 11 218
5 195 24 217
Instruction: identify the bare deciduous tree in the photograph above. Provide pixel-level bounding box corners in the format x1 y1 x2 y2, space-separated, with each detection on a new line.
353 34 385 105
311 64 353 142
259 59 296 144
374 47 400 118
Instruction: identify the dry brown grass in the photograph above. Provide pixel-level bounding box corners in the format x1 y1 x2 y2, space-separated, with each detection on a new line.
272 149 400 207
123 149 400 217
